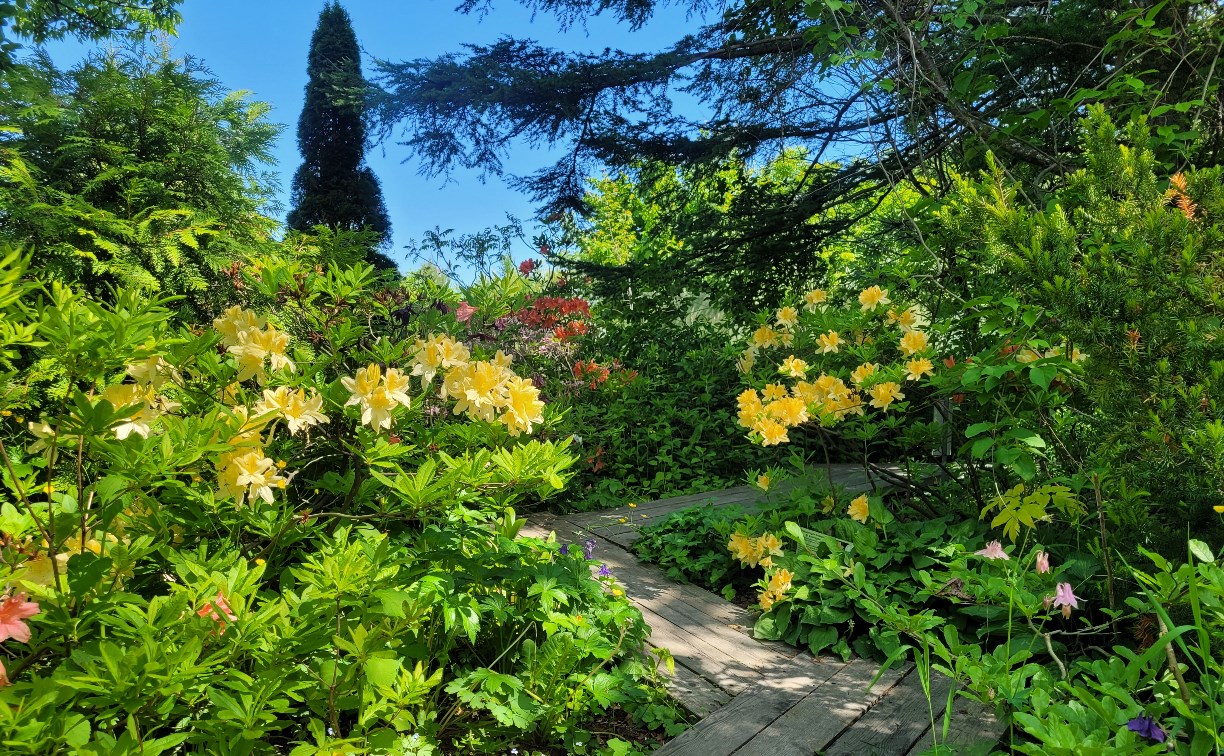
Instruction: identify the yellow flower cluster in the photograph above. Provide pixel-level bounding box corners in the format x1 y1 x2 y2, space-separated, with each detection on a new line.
342 364 412 431
728 532 783 568
253 386 329 435
99 383 166 440
217 448 286 506
411 333 471 388
736 286 938 446
213 306 295 382
410 336 545 436
758 568 794 611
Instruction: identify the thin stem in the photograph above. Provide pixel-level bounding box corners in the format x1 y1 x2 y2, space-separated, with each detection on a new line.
0 436 59 591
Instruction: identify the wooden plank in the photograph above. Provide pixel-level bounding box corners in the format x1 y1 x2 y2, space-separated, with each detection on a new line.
636 604 764 695
822 670 956 756
527 516 799 662
904 695 1006 756
731 659 909 756
658 656 733 718
657 656 849 756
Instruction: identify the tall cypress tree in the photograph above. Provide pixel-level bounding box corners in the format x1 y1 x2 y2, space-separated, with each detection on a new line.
288 2 393 267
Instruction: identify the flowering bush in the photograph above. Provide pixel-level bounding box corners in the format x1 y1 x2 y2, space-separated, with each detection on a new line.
0 250 680 753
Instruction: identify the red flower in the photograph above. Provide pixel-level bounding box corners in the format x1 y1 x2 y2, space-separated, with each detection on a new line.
519 258 536 275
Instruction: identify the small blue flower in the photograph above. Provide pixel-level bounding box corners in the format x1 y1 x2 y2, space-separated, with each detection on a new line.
559 544 570 556
1127 714 1166 743
598 564 612 577
582 538 597 559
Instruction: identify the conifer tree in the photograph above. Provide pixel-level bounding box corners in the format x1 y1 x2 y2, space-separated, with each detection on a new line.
288 2 393 267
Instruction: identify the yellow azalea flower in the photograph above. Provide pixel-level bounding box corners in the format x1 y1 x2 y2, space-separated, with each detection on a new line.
905 358 935 381
768 568 794 594
779 355 808 378
868 381 905 411
756 473 771 491
1015 348 1040 364
848 494 870 523
766 397 808 427
362 388 398 431
762 383 789 402
759 589 777 611
778 330 794 347
756 419 789 446
887 307 926 333
411 333 471 388
737 388 763 410
737 348 757 374
342 364 382 406
492 350 514 368
217 448 284 506
499 376 545 436
803 289 827 311
899 330 929 356
126 355 179 389
449 360 512 423
776 306 799 329
213 306 266 347
752 325 780 349
383 368 414 406
728 533 753 562
256 387 329 435
817 330 842 353
792 381 821 405
850 362 878 386
100 384 158 440
858 286 891 311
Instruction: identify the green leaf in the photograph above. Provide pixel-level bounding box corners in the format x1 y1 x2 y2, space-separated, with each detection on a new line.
1188 539 1215 563
1029 364 1057 390
965 422 994 438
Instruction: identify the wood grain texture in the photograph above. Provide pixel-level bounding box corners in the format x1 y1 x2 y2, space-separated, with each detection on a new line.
822 669 956 756
730 659 910 756
656 656 848 756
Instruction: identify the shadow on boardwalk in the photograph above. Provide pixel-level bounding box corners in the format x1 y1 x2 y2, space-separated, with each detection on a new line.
522 464 1005 756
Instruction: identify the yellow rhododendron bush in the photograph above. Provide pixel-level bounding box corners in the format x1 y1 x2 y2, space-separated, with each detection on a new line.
0 251 669 752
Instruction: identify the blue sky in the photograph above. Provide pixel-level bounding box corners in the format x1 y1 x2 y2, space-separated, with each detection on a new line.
48 0 708 269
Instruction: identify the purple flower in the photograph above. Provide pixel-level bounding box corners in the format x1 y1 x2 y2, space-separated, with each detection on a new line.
598 564 612 577
1127 715 1166 743
582 538 597 560
559 544 570 556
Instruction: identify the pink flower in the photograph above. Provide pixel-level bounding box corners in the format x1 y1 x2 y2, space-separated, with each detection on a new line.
1053 582 1080 618
974 540 1010 561
1035 550 1051 574
198 592 238 633
455 302 478 323
519 258 536 275
0 592 40 643
0 658 7 687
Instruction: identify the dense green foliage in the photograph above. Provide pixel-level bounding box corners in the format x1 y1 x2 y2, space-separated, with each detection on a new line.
1 0 1223 753
288 2 393 269
0 45 279 307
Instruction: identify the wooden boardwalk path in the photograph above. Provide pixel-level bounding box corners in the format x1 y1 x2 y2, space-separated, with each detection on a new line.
523 464 1005 755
